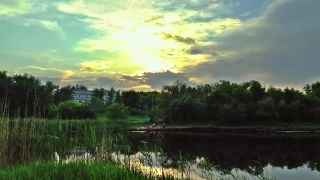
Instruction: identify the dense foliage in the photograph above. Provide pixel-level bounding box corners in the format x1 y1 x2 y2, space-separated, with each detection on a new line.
157 80 320 124
106 103 129 120
0 71 94 119
1 70 319 123
49 101 96 120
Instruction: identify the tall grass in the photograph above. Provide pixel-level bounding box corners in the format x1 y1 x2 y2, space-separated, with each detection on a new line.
0 99 275 180
0 98 107 166
0 161 175 180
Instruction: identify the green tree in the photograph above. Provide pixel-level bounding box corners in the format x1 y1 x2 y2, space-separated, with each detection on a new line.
105 87 116 106
195 84 213 102
53 85 74 105
149 105 164 123
244 80 265 103
283 87 300 104
216 102 247 123
266 86 284 105
217 104 234 123
169 94 204 123
0 71 59 118
162 80 188 99
9 73 50 117
106 103 129 120
278 99 300 121
299 95 320 121
121 90 140 114
47 104 58 119
89 96 105 113
74 84 88 90
256 97 279 121
92 87 105 99
206 82 234 121
37 81 58 117
0 71 13 100
56 100 95 120
304 81 320 98
114 90 121 103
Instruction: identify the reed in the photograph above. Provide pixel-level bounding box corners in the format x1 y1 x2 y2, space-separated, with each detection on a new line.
0 161 175 180
0 99 275 180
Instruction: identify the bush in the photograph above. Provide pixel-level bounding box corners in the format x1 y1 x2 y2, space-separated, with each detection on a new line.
106 103 129 120
129 107 143 116
256 97 279 121
89 96 105 113
149 105 164 123
216 102 247 124
168 95 204 123
54 101 96 120
47 104 58 119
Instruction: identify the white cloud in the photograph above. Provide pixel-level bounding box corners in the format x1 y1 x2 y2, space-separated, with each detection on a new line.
40 20 65 39
79 60 113 72
0 0 38 17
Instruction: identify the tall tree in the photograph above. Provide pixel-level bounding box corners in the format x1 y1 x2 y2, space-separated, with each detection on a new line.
114 90 121 103
92 87 105 99
53 85 74 105
304 81 320 98
74 84 88 90
121 90 139 108
106 87 116 106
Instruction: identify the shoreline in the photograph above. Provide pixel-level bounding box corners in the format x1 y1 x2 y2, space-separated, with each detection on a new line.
129 125 320 134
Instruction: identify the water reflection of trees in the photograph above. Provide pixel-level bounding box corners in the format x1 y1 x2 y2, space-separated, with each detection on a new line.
125 133 320 175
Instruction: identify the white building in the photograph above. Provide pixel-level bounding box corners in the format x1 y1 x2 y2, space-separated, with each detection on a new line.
73 90 93 104
72 90 112 104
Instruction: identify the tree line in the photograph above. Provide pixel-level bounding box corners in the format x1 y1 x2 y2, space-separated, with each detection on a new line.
0 70 319 123
156 80 320 123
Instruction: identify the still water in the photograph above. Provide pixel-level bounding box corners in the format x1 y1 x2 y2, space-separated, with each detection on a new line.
120 132 320 180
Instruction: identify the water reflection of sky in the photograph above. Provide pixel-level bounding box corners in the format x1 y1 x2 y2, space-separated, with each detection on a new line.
57 131 320 179
265 165 320 180
62 150 320 180
125 132 320 179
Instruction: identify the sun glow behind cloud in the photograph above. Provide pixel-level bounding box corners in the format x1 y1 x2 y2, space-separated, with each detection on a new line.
2 0 318 90
58 0 243 75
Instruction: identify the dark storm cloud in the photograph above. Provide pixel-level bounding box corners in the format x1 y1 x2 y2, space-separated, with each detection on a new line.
186 0 320 88
162 33 196 44
143 70 195 90
188 48 203 55
187 47 219 57
144 15 165 23
80 66 94 72
119 75 145 84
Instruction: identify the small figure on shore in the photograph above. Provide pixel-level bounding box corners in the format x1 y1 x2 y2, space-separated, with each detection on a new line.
157 119 163 128
149 119 166 130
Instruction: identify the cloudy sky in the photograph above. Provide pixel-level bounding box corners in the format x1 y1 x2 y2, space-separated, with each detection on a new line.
1 0 319 91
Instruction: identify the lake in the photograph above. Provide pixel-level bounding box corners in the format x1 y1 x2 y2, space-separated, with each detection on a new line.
118 131 320 180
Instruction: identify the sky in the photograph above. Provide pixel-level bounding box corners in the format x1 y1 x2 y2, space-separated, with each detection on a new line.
0 0 319 91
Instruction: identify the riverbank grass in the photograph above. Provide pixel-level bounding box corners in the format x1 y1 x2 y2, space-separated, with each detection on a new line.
0 161 175 180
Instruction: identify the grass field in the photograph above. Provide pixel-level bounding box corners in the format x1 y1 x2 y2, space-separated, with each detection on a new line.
127 115 150 125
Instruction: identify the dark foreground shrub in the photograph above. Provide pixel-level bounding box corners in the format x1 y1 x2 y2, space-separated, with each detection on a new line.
48 101 96 120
